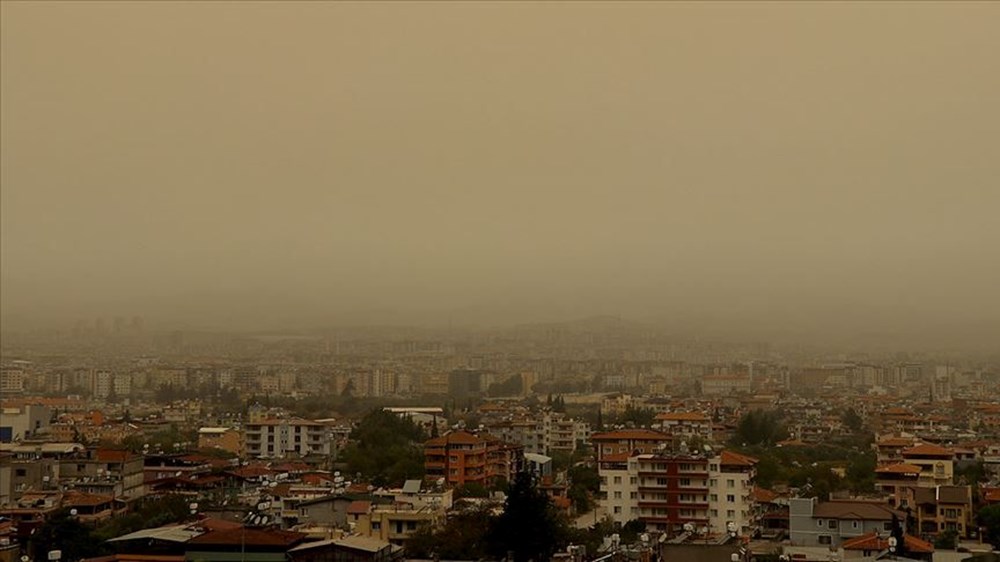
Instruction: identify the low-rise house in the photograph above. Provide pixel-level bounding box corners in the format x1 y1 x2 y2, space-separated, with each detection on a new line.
789 497 903 548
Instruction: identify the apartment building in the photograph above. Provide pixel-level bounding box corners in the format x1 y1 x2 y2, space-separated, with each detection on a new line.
599 449 758 535
875 463 921 508
912 485 973 539
425 431 489 487
654 412 713 442
243 418 335 459
634 453 711 534
591 429 672 461
708 451 758 537
488 412 590 456
599 452 640 524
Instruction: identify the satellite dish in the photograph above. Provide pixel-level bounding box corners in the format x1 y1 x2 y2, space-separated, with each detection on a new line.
683 523 695 533
69 509 78 516
700 526 709 535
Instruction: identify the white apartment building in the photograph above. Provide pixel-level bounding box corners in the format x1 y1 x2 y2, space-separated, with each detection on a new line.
599 452 640 524
597 449 758 536
490 412 590 455
243 418 335 459
708 451 758 537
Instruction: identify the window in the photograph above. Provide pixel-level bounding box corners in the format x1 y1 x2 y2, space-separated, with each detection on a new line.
727 479 735 488
818 536 832 545
727 494 735 503
680 478 691 486
828 520 837 530
614 506 622 514
710 509 719 517
817 520 825 528
614 476 622 484
710 464 719 472
709 479 717 487
852 520 860 529
630 492 637 499
614 491 622 499
407 521 417 530
372 522 381 531
630 477 637 485
710 494 719 502
727 510 735 518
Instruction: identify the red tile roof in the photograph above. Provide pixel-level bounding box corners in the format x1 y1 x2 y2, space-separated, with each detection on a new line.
902 443 954 457
752 488 779 503
720 450 758 467
187 527 306 548
842 532 933 553
425 430 483 447
346 500 371 515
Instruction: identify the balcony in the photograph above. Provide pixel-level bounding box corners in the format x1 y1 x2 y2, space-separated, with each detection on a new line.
638 501 709 509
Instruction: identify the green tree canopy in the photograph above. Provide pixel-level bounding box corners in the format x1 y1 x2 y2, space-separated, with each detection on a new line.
488 470 572 562
341 408 427 487
732 409 788 447
978 504 1000 548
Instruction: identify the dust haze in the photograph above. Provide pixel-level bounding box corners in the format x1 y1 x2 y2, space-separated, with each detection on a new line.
2 2 999 350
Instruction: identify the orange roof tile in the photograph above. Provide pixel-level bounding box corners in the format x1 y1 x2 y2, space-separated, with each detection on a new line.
902 443 954 457
842 532 933 553
720 450 758 467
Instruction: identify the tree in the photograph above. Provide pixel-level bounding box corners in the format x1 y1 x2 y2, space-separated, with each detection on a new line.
732 410 788 446
405 507 494 559
455 482 490 499
341 379 355 398
978 504 1000 548
30 509 103 561
341 409 427 486
841 407 864 433
619 405 655 428
488 470 572 562
935 529 959 550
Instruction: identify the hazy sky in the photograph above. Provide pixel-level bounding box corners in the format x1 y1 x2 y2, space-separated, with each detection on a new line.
2 2 999 345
